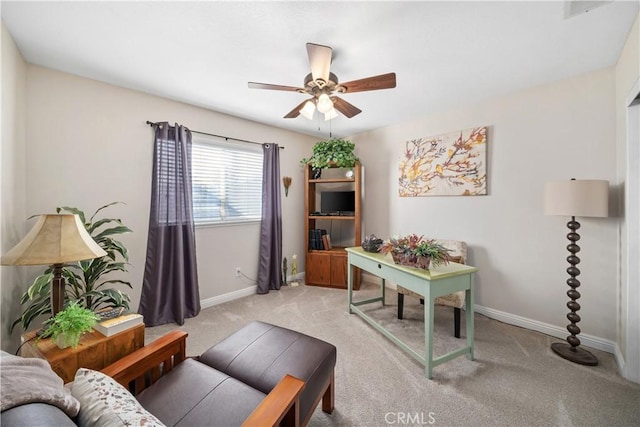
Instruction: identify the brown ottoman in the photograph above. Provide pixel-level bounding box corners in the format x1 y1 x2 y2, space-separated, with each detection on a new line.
199 321 336 426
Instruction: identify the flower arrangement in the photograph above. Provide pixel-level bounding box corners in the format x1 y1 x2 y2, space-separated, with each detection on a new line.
379 234 452 270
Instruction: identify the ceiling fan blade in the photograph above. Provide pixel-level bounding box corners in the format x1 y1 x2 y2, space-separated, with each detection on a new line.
338 72 396 93
248 82 303 92
306 43 332 85
332 96 362 118
284 99 311 119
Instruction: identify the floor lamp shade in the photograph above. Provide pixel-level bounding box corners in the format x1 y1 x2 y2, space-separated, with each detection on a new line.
1 214 107 315
543 180 609 218
543 179 609 366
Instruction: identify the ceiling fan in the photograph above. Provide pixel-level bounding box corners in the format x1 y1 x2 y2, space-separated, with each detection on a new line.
248 43 396 121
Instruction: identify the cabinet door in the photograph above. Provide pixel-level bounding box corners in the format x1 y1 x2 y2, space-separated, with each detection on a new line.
331 254 348 287
306 252 331 286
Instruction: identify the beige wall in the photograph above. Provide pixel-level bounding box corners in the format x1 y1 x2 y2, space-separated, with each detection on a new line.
24 65 317 305
1 22 28 352
352 68 619 344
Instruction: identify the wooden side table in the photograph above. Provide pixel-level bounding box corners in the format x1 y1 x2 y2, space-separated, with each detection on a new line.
20 323 144 383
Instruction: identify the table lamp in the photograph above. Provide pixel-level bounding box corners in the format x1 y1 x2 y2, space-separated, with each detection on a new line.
543 179 609 365
1 214 107 316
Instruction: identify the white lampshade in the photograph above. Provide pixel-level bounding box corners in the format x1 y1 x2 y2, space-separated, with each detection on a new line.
300 101 315 120
543 180 609 218
316 93 333 114
324 108 339 121
1 214 107 266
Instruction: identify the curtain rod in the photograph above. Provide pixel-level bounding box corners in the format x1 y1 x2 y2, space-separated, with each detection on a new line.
145 121 284 149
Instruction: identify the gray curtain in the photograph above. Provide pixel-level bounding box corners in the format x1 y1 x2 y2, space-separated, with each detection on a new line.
257 143 282 294
139 122 201 326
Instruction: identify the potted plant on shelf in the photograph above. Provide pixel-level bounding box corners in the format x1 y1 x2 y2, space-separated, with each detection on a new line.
300 138 358 178
38 301 99 349
12 202 132 333
379 234 451 270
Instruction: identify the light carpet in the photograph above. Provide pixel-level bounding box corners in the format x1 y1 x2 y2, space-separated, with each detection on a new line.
145 282 640 426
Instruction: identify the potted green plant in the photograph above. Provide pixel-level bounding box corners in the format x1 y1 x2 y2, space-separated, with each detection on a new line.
12 202 132 333
38 301 99 349
300 138 359 174
379 234 451 270
414 239 452 269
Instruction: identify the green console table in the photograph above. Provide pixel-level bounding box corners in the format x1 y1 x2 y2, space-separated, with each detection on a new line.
346 246 478 379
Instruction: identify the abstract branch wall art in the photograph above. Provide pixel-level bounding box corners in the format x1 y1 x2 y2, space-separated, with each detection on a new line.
399 126 487 196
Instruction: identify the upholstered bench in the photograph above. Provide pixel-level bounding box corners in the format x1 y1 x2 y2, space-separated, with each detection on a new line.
137 321 336 427
198 321 336 426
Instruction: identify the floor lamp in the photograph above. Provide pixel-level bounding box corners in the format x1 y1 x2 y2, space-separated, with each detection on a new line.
543 179 609 365
1 214 106 316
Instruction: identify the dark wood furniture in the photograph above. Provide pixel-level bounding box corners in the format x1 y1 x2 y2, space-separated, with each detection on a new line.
304 162 362 289
20 323 144 383
101 330 306 427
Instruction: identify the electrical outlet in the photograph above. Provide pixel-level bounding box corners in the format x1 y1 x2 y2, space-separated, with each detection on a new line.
235 267 241 277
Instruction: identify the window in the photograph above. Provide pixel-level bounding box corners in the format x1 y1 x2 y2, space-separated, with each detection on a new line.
191 134 263 225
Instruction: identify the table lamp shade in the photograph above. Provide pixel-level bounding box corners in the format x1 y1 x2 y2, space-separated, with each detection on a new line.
1 214 106 266
543 180 609 218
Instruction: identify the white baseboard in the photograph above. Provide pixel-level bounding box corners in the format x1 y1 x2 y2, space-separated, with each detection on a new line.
200 285 257 310
363 272 616 354
286 273 305 283
199 273 306 309
474 305 616 354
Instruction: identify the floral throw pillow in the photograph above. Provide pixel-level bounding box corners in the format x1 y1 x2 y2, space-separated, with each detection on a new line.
71 368 165 427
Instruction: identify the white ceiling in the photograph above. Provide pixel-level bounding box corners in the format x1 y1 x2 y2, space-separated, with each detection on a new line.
2 1 638 138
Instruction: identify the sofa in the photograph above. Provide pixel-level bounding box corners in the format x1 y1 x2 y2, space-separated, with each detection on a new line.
1 321 337 427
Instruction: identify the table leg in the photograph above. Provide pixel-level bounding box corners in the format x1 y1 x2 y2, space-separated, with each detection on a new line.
347 256 353 314
424 291 435 379
466 275 474 360
381 278 386 306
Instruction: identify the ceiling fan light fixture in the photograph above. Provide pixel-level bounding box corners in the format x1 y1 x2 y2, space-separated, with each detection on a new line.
248 43 397 121
316 93 333 114
300 101 316 120
324 108 339 121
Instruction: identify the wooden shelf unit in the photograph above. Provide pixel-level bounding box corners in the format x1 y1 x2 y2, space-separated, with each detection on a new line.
304 163 362 289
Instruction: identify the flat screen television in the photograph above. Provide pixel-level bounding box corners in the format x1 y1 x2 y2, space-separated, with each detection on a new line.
321 191 355 214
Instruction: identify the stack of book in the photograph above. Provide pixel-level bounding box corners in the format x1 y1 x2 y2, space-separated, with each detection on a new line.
93 313 143 337
308 229 327 250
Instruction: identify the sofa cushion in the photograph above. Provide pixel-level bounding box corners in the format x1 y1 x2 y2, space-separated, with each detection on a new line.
0 350 80 417
71 368 165 427
199 321 336 423
136 358 266 427
0 402 77 427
